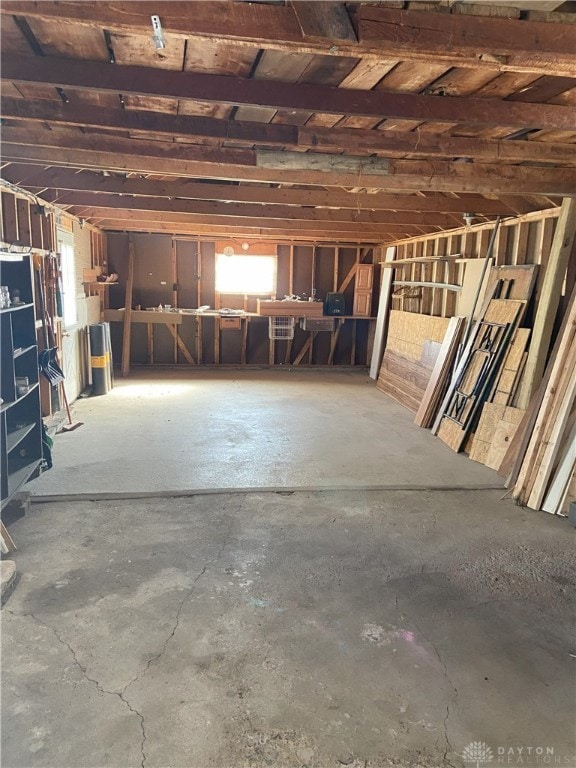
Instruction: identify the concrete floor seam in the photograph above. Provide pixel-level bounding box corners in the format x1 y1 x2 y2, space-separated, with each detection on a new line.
29 485 504 504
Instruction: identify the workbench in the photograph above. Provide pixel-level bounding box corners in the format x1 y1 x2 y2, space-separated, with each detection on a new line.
103 308 376 368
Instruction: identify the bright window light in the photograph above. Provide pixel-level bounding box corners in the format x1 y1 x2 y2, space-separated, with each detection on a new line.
215 254 276 295
60 241 77 328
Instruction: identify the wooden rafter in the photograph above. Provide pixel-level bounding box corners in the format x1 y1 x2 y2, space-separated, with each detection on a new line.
2 54 575 130
1 167 529 215
67 206 430 236
357 5 576 76
3 132 575 196
1 2 574 76
2 97 573 165
88 221 391 243
41 190 462 228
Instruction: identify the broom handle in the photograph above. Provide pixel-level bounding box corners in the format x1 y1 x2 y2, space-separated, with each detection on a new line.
60 382 73 425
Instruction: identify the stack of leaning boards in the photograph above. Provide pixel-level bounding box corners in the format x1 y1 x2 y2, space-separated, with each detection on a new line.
502 284 576 515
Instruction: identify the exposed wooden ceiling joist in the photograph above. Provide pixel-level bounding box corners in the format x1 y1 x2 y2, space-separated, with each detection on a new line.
2 166 528 215
3 130 575 196
71 206 427 236
90 220 391 243
1 2 574 77
2 54 574 130
40 190 463 228
2 97 573 166
357 5 576 76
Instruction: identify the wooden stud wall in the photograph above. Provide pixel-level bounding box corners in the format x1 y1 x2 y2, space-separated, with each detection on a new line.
0 188 56 252
106 233 380 368
387 208 563 318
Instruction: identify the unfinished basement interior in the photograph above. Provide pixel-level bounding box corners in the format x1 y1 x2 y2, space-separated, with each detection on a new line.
0 2 575 767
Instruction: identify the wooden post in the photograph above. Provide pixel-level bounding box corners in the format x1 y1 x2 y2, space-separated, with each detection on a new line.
369 246 395 379
333 246 339 292
517 198 576 408
196 238 202 308
121 234 135 377
197 316 203 364
241 317 248 364
214 317 220 365
269 336 275 366
147 323 154 364
172 237 178 363
328 319 342 365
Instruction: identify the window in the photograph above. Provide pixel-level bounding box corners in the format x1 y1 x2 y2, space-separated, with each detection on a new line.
215 253 276 295
57 231 77 328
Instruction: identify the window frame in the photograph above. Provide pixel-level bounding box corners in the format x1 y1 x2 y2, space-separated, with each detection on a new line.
56 229 78 330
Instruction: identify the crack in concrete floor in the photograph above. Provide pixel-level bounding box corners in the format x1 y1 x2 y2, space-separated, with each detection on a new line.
2 490 575 768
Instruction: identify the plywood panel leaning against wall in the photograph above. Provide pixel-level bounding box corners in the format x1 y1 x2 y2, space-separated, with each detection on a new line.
375 200 576 520
377 310 451 413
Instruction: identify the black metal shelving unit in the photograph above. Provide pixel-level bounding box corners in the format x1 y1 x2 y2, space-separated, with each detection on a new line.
0 253 43 509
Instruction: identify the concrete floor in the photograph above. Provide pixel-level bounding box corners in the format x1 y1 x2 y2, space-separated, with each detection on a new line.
2 490 575 768
27 370 499 497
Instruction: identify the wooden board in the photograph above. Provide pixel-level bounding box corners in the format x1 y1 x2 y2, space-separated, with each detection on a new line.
490 327 530 405
384 310 451 360
513 286 576 505
103 309 183 325
481 263 538 309
377 310 450 414
469 403 525 470
121 235 135 377
517 199 576 408
542 412 576 515
527 358 576 510
414 315 465 428
455 258 492 320
378 351 434 413
369 246 395 379
436 298 525 452
257 299 324 317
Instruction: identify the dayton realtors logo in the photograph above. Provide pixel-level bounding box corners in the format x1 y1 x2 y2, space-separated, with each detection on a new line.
462 742 573 765
462 742 494 767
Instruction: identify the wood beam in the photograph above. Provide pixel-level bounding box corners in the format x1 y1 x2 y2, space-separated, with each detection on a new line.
3 132 575 196
291 2 357 42
2 97 573 165
1 166 528 216
1 2 573 77
40 190 462 228
357 6 576 76
94 221 390 243
516 198 576 407
2 54 574 130
66 206 429 236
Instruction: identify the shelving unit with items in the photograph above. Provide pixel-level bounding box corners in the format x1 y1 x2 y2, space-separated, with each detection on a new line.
0 252 43 509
